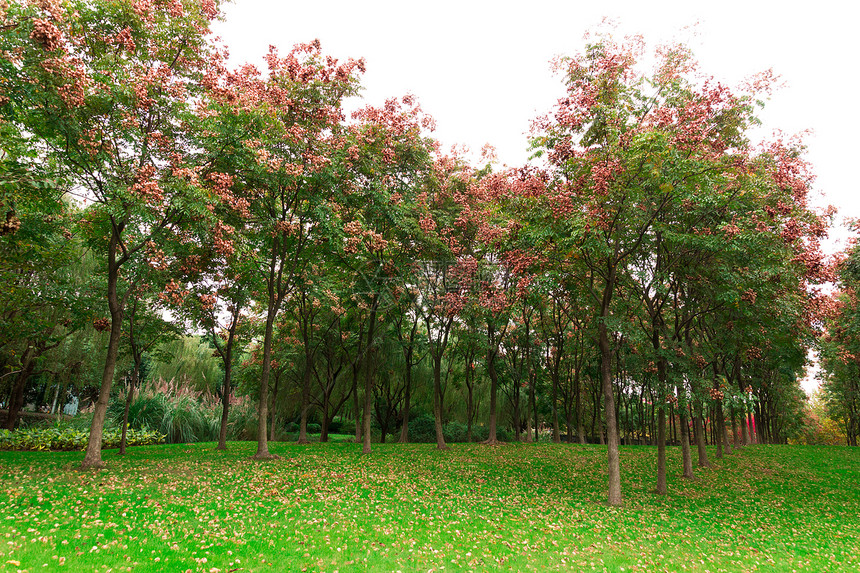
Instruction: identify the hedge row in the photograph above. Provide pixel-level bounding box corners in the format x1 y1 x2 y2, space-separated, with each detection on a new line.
0 426 164 451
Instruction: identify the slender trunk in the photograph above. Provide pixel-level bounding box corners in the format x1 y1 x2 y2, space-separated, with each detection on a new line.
82 252 125 469
352 367 362 442
551 369 561 443
320 406 330 443
50 383 61 415
118 360 140 456
714 403 723 459
655 356 668 494
670 404 676 445
486 321 500 444
679 392 694 479
693 401 709 468
486 355 500 444
362 299 378 455
432 353 447 449
576 373 585 444
217 359 231 450
730 406 739 449
253 308 276 459
599 313 622 506
398 356 412 443
5 349 34 431
269 373 280 442
655 405 667 494
532 373 540 443
298 356 312 444
720 401 732 454
466 375 474 442
513 382 521 442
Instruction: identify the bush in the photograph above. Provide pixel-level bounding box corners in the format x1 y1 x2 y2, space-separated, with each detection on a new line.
327 418 345 434
226 398 258 441
408 415 437 443
443 421 469 443
306 423 321 434
109 380 230 443
0 424 164 451
284 421 299 433
471 424 489 442
162 394 212 443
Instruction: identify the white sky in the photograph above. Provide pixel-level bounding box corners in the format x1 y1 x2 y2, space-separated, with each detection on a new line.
214 0 859 393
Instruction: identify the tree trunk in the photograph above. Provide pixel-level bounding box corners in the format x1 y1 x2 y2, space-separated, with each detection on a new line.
512 382 522 442
118 359 140 456
82 251 125 469
352 368 362 443
599 315 622 506
217 357 231 451
720 401 732 454
252 307 277 460
679 397 694 479
485 321 500 444
269 373 280 443
655 405 667 495
551 368 561 443
655 355 668 494
398 357 412 443
533 373 540 443
693 402 709 468
298 357 312 444
432 353 447 449
730 406 739 449
466 375 474 442
320 407 330 443
5 348 34 431
576 373 585 444
714 403 723 459
361 299 379 455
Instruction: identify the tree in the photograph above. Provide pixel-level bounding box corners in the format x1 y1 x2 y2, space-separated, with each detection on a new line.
1 0 223 467
204 40 365 459
527 36 785 504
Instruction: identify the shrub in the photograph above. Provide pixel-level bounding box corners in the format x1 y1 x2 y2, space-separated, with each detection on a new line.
306 423 321 434
109 380 226 443
443 421 469 443
162 394 211 443
226 398 258 441
0 424 164 451
408 415 437 443
471 424 489 442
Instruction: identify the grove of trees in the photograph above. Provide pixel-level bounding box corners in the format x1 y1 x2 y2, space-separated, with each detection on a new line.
1 0 849 506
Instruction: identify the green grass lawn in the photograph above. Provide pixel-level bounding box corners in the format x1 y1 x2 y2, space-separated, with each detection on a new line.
0 442 857 572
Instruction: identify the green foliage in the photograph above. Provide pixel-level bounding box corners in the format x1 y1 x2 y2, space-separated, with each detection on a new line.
225 397 258 442
146 336 224 394
407 414 436 443
791 392 847 445
106 380 258 444
441 420 469 443
405 417 512 443
0 425 163 451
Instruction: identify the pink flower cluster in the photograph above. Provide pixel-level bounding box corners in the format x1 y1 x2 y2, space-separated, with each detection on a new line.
160 279 189 306
212 221 235 257
131 165 164 204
